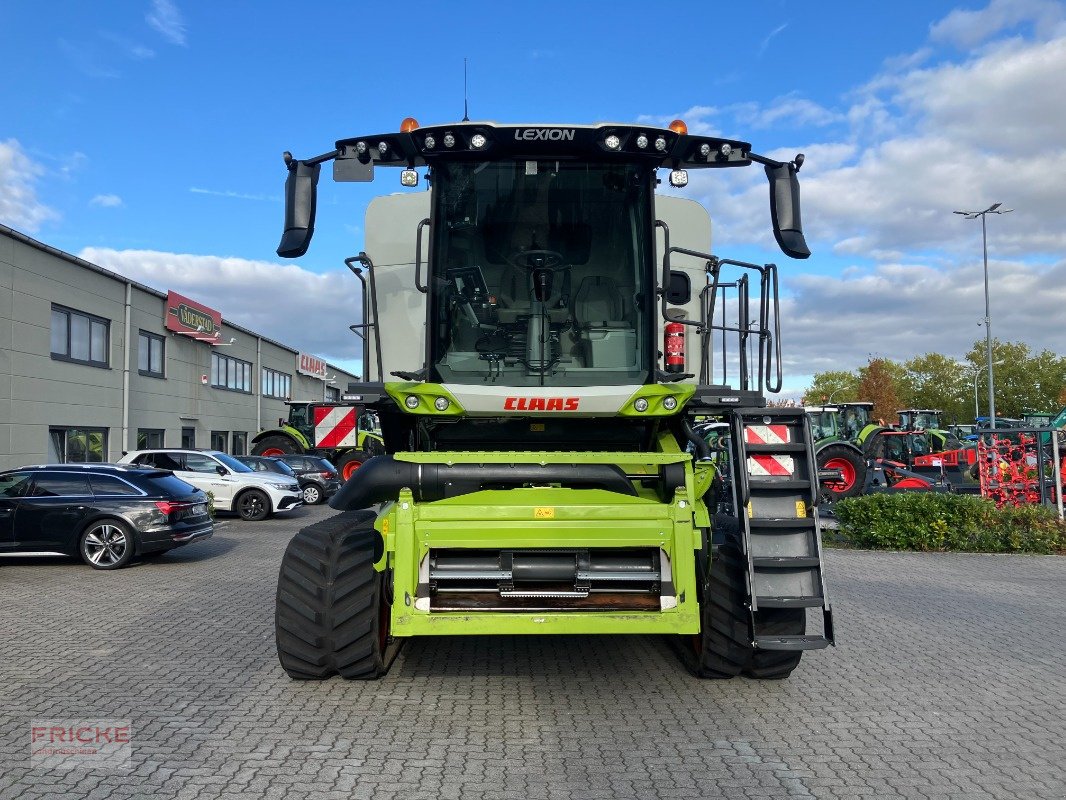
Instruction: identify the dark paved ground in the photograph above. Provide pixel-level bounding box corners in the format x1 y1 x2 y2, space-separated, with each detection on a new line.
1 504 1064 799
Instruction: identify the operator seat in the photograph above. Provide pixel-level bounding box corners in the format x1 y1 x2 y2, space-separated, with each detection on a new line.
572 276 635 369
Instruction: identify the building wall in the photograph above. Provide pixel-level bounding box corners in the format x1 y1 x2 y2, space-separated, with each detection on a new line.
0 227 358 471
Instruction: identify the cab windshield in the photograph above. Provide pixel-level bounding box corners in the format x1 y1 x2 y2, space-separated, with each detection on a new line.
430 160 652 386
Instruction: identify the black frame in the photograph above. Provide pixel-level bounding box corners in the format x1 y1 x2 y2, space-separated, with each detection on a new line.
138 330 166 378
261 367 292 399
137 428 165 449
50 304 110 368
211 352 253 393
48 426 109 464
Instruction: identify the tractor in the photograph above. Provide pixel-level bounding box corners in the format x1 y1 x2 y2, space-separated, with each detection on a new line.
271 116 834 681
251 401 385 479
807 402 875 503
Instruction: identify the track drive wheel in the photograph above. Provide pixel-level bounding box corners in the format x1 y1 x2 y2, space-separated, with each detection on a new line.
335 452 366 482
743 609 806 679
691 529 754 679
275 510 392 680
818 444 866 502
253 434 299 457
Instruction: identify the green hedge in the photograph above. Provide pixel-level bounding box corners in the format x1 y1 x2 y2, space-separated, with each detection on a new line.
831 493 1066 554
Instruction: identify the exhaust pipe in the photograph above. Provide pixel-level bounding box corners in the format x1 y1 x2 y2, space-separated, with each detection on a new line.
329 455 638 510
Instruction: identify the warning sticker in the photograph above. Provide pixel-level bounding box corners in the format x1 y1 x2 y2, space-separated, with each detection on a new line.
534 507 555 519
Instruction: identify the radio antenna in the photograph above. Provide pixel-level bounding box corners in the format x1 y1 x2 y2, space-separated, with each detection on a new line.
462 57 470 122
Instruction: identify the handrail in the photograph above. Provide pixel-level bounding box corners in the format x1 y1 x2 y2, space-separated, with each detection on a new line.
345 253 384 383
414 218 430 294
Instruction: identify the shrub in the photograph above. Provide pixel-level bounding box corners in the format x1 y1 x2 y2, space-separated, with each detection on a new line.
832 492 1066 554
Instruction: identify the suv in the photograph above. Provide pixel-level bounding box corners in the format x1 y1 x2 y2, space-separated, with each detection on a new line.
0 464 212 570
118 449 302 521
273 455 342 505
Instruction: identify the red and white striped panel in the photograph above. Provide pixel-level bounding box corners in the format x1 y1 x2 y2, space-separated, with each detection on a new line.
747 454 795 476
313 406 358 448
744 424 791 445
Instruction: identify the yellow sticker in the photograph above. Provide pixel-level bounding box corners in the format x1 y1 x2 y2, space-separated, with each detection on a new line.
746 501 753 518
795 500 807 518
534 507 555 519
530 423 545 432
381 518 390 534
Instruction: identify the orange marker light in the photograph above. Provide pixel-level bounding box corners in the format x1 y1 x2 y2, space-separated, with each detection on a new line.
669 119 688 135
400 117 420 132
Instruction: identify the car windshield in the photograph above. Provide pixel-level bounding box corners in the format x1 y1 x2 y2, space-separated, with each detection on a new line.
213 452 252 473
272 461 297 476
430 159 653 387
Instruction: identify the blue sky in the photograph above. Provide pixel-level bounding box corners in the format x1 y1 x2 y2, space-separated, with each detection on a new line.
2 0 1064 395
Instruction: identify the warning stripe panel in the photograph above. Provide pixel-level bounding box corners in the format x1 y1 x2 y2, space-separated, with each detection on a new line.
747 454 795 476
745 424 791 445
314 406 358 448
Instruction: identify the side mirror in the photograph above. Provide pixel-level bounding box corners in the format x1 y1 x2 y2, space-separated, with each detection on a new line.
666 270 691 305
277 158 321 258
215 465 228 476
765 161 811 259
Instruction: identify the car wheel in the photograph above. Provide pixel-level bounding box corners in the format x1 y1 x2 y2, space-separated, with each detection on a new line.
302 484 322 505
237 489 271 521
80 520 135 570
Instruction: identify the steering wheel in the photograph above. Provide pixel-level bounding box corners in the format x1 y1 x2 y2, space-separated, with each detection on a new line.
506 249 566 272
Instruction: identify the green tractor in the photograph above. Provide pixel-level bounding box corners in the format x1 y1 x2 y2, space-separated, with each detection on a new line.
270 115 833 681
808 402 876 502
251 401 385 480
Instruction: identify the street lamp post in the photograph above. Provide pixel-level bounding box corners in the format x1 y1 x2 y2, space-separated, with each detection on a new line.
954 203 1012 430
965 361 1005 421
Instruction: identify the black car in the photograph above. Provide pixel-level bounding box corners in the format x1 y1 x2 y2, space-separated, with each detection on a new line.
237 455 340 506
273 455 342 505
0 464 213 570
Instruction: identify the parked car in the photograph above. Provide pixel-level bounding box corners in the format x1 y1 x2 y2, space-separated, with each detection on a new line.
118 449 301 521
0 464 212 570
273 454 342 505
234 455 327 506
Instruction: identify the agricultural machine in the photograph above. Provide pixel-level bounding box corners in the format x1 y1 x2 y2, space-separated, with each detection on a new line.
251 401 385 479
271 116 834 680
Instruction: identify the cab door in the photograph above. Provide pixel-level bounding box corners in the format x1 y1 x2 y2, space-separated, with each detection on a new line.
0 472 33 550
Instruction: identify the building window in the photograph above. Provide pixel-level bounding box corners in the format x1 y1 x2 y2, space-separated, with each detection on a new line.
232 432 247 456
326 385 340 402
48 427 108 463
50 305 109 367
211 352 252 393
137 429 165 449
138 330 165 377
261 368 292 399
181 427 196 448
211 431 228 452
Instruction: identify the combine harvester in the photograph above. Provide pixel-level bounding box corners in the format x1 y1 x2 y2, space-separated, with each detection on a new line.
271 116 834 680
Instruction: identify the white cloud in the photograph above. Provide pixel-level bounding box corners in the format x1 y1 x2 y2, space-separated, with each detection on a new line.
929 0 1064 48
758 23 788 58
89 194 123 208
147 0 187 46
78 248 363 365
0 140 59 232
189 187 279 202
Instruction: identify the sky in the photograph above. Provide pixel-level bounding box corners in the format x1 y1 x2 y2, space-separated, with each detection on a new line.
2 0 1064 397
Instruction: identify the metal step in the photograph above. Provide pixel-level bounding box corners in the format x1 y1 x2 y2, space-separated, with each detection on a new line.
749 518 817 529
746 479 811 491
756 595 825 608
755 635 831 651
744 443 807 454
751 556 821 568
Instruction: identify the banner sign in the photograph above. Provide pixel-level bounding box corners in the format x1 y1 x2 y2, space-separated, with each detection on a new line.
164 291 222 336
297 352 328 378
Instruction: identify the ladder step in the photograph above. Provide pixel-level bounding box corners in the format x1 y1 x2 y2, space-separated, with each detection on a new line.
744 443 807 453
756 596 824 608
746 479 811 490
749 518 816 529
755 635 830 651
752 556 821 568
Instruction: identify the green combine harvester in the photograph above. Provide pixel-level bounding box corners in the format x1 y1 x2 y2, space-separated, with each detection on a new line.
271 116 834 680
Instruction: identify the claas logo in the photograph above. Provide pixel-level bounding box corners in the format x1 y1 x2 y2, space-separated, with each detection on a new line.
504 397 580 411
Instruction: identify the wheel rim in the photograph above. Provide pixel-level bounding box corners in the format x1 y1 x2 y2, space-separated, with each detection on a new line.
84 525 127 566
260 447 284 457
823 457 857 492
241 494 265 517
303 486 319 503
342 460 362 481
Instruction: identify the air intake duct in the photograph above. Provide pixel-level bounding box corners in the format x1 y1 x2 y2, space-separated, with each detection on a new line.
329 455 638 510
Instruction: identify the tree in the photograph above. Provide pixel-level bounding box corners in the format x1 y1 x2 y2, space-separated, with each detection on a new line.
802 371 860 405
857 359 902 424
964 339 1066 419
903 353 969 426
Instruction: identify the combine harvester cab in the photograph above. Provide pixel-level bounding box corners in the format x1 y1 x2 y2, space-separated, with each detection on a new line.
271 117 834 680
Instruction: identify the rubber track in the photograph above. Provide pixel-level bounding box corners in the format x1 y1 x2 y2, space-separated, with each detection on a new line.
275 510 382 680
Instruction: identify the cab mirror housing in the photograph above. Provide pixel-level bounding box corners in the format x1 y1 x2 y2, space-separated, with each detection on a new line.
277 159 321 258
765 161 810 259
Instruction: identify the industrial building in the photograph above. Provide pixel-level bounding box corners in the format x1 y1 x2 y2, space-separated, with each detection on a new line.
0 223 358 471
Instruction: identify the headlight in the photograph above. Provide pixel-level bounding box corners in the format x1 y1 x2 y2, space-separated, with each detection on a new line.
633 398 649 413
663 396 678 410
